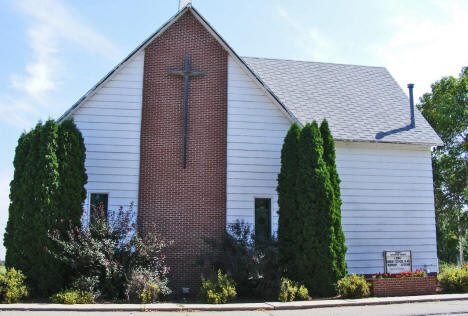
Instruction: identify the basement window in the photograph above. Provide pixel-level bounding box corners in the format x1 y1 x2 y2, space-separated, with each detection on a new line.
255 198 271 242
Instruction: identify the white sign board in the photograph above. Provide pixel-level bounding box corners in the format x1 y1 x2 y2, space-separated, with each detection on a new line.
384 251 412 274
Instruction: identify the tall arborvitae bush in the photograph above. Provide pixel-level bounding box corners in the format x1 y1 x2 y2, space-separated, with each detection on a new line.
320 119 347 281
295 122 336 296
4 129 36 285
56 119 87 230
277 123 301 278
4 119 87 296
277 121 346 296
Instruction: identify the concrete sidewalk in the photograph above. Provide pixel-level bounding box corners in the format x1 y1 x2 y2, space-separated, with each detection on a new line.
2 293 468 312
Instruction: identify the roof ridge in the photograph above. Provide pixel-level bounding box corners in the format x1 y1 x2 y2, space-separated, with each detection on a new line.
241 56 386 69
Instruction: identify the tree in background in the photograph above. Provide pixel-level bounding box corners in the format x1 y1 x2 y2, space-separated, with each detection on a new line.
320 119 347 280
295 122 336 296
4 119 87 295
418 67 468 264
277 123 301 278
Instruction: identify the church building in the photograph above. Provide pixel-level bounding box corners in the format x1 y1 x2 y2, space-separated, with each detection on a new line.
58 4 442 290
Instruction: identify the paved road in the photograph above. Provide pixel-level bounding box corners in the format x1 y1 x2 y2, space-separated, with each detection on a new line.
3 300 468 316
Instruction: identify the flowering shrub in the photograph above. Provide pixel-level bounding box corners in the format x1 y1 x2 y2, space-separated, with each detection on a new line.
48 203 171 300
373 270 427 279
0 268 28 303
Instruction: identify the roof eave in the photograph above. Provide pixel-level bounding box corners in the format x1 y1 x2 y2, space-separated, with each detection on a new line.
57 5 300 127
58 5 192 122
187 7 300 125
335 137 443 148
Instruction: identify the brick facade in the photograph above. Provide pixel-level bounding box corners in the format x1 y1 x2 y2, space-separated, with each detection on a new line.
371 276 437 297
138 11 227 292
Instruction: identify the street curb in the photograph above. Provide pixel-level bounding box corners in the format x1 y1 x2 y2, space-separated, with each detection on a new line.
2 294 468 312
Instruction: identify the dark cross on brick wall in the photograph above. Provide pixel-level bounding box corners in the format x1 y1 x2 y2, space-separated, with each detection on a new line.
167 54 205 168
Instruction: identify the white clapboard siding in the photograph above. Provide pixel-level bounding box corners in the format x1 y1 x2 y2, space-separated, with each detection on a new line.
336 143 438 273
227 55 290 239
226 55 438 274
72 51 144 224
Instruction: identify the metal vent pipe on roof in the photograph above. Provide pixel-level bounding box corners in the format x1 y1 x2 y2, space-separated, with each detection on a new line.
408 83 416 128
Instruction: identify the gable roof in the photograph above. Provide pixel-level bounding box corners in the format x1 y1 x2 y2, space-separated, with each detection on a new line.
58 5 442 147
58 5 297 126
243 57 442 146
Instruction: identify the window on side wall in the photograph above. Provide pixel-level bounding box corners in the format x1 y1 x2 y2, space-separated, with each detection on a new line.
255 198 271 242
90 193 108 223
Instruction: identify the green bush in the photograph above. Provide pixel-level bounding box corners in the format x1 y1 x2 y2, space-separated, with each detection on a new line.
199 270 236 304
277 123 301 276
297 285 309 300
0 268 28 303
295 122 341 296
438 265 468 293
439 261 457 274
320 119 347 281
278 278 297 302
5 119 87 295
50 289 94 304
337 274 370 299
200 221 281 300
125 267 170 303
139 284 159 304
278 278 310 302
72 276 100 296
48 205 171 300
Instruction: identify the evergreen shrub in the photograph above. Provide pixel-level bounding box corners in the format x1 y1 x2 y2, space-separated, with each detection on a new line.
0 268 28 304
199 270 236 304
438 264 468 293
277 123 301 277
337 274 370 298
276 120 347 297
295 122 337 296
4 119 86 295
320 119 347 281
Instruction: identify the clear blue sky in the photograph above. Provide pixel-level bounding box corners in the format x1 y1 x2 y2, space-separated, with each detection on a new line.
0 0 467 260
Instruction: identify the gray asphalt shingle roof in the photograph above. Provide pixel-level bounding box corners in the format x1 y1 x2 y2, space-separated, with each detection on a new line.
243 57 442 146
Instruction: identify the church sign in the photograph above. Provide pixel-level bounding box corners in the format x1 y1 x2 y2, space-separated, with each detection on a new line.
384 251 412 274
